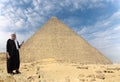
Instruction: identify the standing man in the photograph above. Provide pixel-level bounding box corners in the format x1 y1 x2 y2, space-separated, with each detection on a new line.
6 33 24 74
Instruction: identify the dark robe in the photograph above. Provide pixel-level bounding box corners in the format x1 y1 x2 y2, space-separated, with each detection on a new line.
6 39 20 73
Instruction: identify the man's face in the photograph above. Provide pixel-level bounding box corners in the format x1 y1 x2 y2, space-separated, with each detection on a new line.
11 34 16 40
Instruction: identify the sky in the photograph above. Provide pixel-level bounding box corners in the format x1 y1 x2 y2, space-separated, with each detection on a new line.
0 0 120 63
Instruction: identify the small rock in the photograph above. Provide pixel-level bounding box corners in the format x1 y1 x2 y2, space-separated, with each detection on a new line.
77 66 88 69
104 70 114 73
38 75 41 78
96 74 105 80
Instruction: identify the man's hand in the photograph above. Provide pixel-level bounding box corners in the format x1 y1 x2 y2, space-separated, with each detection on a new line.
7 55 10 59
6 52 10 59
20 41 24 47
22 41 24 44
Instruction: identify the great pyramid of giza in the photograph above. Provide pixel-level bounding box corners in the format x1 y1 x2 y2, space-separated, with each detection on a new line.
20 17 112 64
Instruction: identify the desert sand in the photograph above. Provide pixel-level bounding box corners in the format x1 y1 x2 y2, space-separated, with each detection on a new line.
0 54 120 82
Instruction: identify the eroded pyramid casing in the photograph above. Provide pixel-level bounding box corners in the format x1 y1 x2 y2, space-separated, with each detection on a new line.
20 17 112 64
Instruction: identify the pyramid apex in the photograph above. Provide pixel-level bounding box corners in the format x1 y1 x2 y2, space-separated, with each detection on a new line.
49 16 60 21
48 16 61 24
51 16 58 19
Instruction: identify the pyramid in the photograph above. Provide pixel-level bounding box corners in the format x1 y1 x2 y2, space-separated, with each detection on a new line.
20 17 112 64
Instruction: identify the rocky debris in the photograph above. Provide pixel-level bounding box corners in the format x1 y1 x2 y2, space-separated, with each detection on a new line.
104 70 114 73
27 76 35 82
77 66 88 69
107 67 120 71
95 74 105 80
0 59 120 82
79 78 85 82
86 74 95 78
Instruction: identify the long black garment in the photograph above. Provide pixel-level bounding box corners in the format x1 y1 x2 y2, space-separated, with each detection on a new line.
6 39 20 73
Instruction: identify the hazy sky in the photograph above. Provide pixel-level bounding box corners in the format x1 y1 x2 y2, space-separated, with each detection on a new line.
0 0 120 63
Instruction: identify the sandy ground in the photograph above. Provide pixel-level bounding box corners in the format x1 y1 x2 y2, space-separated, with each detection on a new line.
0 56 120 82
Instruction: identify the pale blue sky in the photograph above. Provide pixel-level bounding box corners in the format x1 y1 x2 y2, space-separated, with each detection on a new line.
0 0 120 63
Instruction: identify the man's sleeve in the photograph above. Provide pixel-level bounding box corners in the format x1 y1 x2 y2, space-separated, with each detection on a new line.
17 41 20 48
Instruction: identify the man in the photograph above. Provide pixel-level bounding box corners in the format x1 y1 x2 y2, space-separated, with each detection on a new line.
6 33 24 74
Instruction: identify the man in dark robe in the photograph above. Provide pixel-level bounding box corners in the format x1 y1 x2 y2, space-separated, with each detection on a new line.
6 33 24 74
